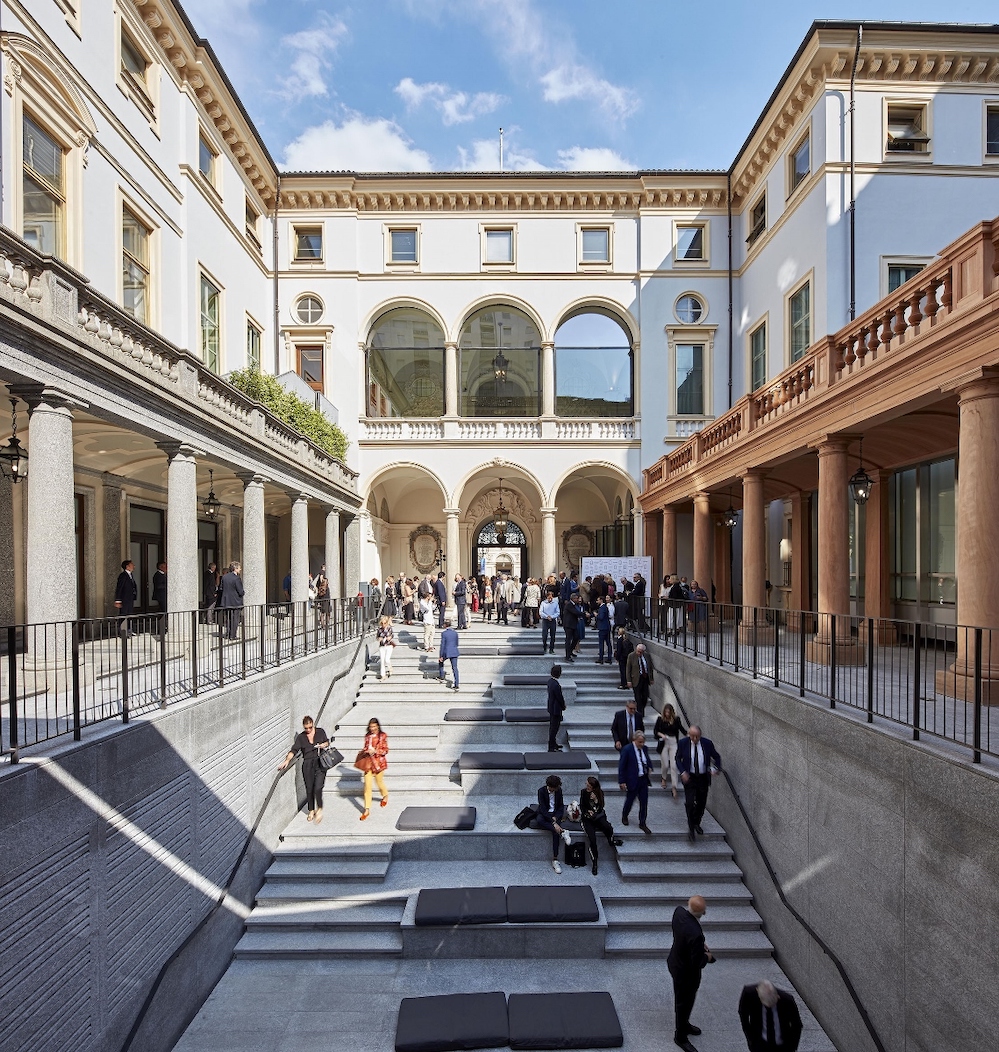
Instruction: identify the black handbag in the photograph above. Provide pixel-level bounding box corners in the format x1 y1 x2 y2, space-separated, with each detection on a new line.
565 841 586 867
514 805 536 830
319 746 344 771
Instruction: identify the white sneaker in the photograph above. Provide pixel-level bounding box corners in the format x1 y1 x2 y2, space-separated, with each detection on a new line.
551 859 562 874
561 830 572 846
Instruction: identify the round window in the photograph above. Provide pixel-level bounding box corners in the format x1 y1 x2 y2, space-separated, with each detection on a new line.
295 295 324 324
675 294 704 324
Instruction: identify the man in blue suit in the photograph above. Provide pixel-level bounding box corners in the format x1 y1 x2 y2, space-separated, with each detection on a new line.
434 572 448 627
675 726 722 843
546 664 566 751
617 730 654 834
438 620 460 690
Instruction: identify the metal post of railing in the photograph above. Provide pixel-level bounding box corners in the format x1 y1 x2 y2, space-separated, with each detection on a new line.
158 615 168 709
717 606 723 666
911 622 921 740
121 630 130 724
973 627 983 764
799 615 807 698
191 611 199 696
333 600 339 646
217 619 225 689
290 603 296 659
240 611 247 680
866 618 875 722
72 620 82 740
693 609 699 658
773 611 780 688
260 605 266 671
829 615 837 707
275 608 282 667
734 607 740 673
752 612 758 680
8 625 19 762
704 607 710 663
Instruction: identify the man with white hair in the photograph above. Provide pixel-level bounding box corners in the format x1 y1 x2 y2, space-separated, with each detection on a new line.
737 979 803 1051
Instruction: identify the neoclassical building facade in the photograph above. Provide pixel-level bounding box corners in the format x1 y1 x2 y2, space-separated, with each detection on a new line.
1 5 999 627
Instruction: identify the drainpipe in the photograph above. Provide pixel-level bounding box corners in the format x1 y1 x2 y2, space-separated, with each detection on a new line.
272 174 281 374
849 25 863 321
727 170 733 409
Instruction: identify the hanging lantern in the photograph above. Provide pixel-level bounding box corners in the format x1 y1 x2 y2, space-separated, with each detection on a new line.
492 350 508 382
0 398 28 483
849 439 874 506
722 505 739 530
494 477 509 543
202 468 221 520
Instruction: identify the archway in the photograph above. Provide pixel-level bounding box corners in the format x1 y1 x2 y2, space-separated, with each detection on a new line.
366 306 446 418
551 463 641 572
472 519 528 581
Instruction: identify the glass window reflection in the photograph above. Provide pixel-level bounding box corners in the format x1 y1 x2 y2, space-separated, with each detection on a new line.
554 311 633 418
367 307 445 417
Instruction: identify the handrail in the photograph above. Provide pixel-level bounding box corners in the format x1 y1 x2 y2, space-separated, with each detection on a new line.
665 673 888 1052
118 624 369 1052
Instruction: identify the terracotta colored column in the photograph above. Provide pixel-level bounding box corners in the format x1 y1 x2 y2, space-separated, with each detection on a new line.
742 473 766 609
864 469 894 641
789 490 811 620
662 506 677 578
713 519 732 605
692 493 713 596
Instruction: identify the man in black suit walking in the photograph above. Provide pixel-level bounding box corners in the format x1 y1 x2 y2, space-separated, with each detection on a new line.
617 730 653 833
611 699 643 752
113 559 138 635
218 562 244 639
738 980 803 1051
675 726 722 843
668 894 715 1050
546 664 566 752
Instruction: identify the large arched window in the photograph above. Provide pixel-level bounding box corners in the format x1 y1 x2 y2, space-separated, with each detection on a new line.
366 307 446 418
460 305 541 417
554 309 633 417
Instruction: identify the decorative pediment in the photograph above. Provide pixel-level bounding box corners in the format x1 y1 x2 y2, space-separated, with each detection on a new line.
464 487 537 526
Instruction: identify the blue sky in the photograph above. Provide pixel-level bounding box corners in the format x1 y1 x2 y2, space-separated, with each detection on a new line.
189 0 999 173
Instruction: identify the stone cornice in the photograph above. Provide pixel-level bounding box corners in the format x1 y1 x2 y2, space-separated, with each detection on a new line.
129 0 278 205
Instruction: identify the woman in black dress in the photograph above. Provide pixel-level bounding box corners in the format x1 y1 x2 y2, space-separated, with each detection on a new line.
278 715 332 824
654 703 687 798
579 776 623 876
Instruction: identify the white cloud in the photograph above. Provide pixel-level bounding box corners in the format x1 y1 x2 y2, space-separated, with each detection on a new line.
541 65 639 121
457 136 548 171
279 14 348 100
557 146 635 171
395 77 504 126
282 115 433 172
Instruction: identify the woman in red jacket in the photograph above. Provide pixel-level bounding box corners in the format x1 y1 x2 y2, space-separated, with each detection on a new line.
359 717 389 820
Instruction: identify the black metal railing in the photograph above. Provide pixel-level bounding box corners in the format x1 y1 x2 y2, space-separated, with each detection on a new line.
641 599 995 764
1 597 368 762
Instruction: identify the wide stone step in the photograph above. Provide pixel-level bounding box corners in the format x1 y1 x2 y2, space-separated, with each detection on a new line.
604 928 773 958
616 858 743 882
272 840 393 861
602 903 761 929
234 930 403 959
333 774 461 793
601 886 755 908
264 856 391 882
246 902 406 931
616 843 733 863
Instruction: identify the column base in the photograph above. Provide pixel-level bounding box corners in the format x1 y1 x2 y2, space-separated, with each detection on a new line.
935 665 999 706
786 611 817 633
805 638 866 666
737 623 776 646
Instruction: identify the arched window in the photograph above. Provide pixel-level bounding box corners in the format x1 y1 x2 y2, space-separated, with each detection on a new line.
554 310 633 417
366 307 446 418
460 305 541 417
476 519 527 546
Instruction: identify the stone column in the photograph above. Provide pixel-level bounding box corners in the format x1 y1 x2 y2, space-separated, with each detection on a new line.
291 494 310 604
541 506 557 576
444 342 459 417
15 387 80 626
864 469 895 642
940 374 999 701
444 507 461 619
789 491 812 631
159 443 200 615
101 474 124 616
631 506 644 557
713 518 732 605
344 513 361 596
740 472 770 640
541 341 555 417
325 508 342 597
692 492 713 595
662 506 677 577
239 473 267 609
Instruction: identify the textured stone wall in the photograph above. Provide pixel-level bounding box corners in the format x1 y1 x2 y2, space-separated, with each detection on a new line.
0 638 366 1052
648 641 999 1052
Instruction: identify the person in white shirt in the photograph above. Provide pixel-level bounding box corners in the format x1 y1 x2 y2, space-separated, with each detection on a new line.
539 593 561 654
419 594 435 652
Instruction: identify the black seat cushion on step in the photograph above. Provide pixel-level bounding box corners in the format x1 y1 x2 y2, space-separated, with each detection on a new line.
504 708 550 723
502 675 550 685
445 707 504 722
414 887 507 926
523 752 590 770
397 806 477 831
506 885 599 924
395 992 510 1052
507 991 623 1049
459 751 525 770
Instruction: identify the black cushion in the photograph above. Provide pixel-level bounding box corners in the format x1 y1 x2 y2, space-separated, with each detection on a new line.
395 992 509 1052
523 752 590 770
506 885 599 924
445 707 504 722
508 992 623 1049
459 752 525 770
397 806 477 831
504 708 550 723
503 675 550 685
414 887 507 926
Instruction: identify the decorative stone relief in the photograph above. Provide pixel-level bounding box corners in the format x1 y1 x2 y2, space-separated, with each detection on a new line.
409 525 442 574
562 524 594 570
464 488 537 526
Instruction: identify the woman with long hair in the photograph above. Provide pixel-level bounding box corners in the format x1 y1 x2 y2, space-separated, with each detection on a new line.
579 776 623 876
359 717 389 820
654 703 687 799
277 715 332 824
376 615 395 680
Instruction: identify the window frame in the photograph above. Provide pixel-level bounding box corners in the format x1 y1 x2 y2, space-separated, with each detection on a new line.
386 225 421 269
673 292 708 325
577 224 612 270
665 324 717 433
296 343 325 393
246 316 262 372
674 220 709 267
787 128 811 198
294 294 325 325
245 198 261 250
199 271 223 374
116 12 159 128
747 191 767 247
884 98 932 160
480 224 517 269
983 100 999 163
785 273 813 366
748 316 768 393
119 193 157 327
293 224 324 264
881 256 933 299
198 132 220 194
21 110 67 259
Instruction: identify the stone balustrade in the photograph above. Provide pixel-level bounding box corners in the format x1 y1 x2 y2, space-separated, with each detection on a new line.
360 415 637 442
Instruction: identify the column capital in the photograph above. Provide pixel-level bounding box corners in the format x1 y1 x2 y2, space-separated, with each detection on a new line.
235 470 269 486
812 435 853 457
741 470 766 484
157 440 203 461
9 383 88 413
443 507 462 518
941 365 999 399
540 505 557 517
693 491 712 506
290 491 310 505
631 506 643 520
540 340 555 349
324 505 342 518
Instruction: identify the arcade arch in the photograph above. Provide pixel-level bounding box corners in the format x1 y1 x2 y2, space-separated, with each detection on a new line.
459 304 541 417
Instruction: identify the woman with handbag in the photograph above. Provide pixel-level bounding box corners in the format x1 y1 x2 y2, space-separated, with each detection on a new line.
402 577 415 625
277 715 332 824
357 717 389 820
579 776 623 876
654 703 687 798
376 615 396 680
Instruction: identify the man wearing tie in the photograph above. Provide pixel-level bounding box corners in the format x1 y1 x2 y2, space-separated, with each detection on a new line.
675 725 722 843
113 559 138 636
611 700 644 752
738 980 802 1052
617 730 653 834
625 642 654 717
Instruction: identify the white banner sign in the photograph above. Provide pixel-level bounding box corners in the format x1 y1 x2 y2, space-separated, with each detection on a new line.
580 555 653 583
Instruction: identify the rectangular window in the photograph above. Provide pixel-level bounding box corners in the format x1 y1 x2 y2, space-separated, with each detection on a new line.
581 227 610 263
294 226 323 261
198 134 217 186
298 344 324 391
22 114 65 256
390 228 418 263
924 458 956 604
675 344 704 416
122 206 150 324
200 275 221 373
485 228 514 263
887 103 930 154
246 320 261 372
789 282 811 362
245 200 260 247
676 224 705 262
887 263 924 293
789 132 810 194
988 105 999 156
120 26 154 116
750 322 767 391
747 194 766 245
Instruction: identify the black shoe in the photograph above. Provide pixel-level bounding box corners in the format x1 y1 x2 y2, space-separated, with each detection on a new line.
674 1040 697 1052
687 829 695 842
621 815 629 825
686 1026 702 1036
591 857 598 875
611 837 623 846
640 824 653 835
694 824 704 835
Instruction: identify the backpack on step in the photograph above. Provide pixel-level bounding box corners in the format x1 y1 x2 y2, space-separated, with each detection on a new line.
564 841 586 868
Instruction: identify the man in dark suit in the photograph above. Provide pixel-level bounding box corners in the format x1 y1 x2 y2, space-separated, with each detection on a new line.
738 980 803 1052
535 774 569 873
453 574 467 629
625 642 654 717
617 730 653 833
612 594 630 631
434 572 447 627
675 726 722 843
631 572 647 630
561 592 582 661
202 562 220 624
438 620 460 689
152 561 167 609
218 561 244 639
668 895 715 1050
113 559 138 635
611 699 644 751
546 664 566 752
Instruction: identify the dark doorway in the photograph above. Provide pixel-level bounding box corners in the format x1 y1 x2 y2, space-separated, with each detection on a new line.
472 519 528 580
129 505 164 614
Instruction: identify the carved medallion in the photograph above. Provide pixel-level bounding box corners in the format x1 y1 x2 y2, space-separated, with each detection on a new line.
409 524 442 574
